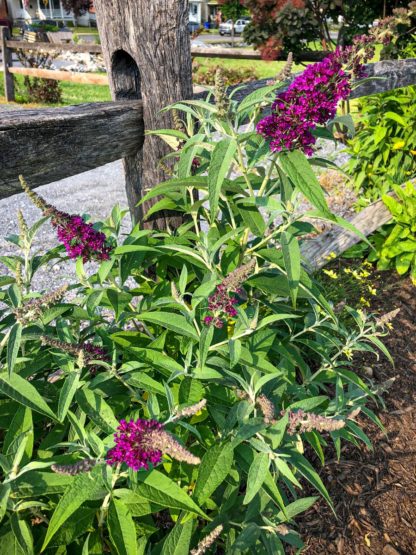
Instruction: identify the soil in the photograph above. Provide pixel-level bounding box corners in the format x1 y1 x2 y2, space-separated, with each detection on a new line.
294 270 416 555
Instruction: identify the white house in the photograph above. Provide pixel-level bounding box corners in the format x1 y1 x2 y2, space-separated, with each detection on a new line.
189 0 220 26
6 0 95 25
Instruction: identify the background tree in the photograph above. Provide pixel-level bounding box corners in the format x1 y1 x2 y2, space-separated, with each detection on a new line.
61 0 91 17
218 0 247 20
243 0 409 60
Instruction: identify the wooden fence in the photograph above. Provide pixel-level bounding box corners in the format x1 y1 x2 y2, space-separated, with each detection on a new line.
1 31 331 101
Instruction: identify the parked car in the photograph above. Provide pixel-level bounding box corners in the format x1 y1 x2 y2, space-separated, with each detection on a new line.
219 18 250 36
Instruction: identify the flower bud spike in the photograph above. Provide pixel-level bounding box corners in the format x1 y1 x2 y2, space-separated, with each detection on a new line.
51 459 96 475
191 525 223 555
214 68 230 119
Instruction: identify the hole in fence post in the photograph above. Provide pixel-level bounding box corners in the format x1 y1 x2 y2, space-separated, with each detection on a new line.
111 50 141 100
111 50 143 222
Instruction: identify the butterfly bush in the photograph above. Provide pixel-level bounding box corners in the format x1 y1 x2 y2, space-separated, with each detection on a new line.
257 37 375 155
20 176 112 262
0 37 397 554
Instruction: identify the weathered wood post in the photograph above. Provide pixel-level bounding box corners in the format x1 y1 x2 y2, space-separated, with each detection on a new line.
1 26 15 102
94 1 193 228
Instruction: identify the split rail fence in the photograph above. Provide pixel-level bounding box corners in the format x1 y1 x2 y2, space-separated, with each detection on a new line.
1 29 329 101
1 23 416 267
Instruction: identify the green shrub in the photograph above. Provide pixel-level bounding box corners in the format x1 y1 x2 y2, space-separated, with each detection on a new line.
346 86 416 203
367 182 416 282
193 61 259 86
0 68 391 553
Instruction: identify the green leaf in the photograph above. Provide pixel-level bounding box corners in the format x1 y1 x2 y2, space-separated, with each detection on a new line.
7 323 22 376
4 406 33 466
76 388 119 434
136 470 207 518
178 133 205 178
42 464 106 550
276 496 318 522
139 312 199 341
198 325 214 370
289 452 334 512
49 506 96 548
265 414 288 450
127 372 166 395
231 523 260 553
237 84 282 113
0 529 25 555
274 456 301 488
10 514 34 555
0 373 56 421
208 138 237 222
0 483 11 524
57 370 81 422
280 231 300 308
384 111 406 126
288 396 328 411
11 471 72 498
257 313 300 330
279 151 332 218
237 204 266 236
194 443 234 504
108 499 138 555
367 335 394 365
114 489 163 517
161 519 193 555
243 451 270 504
139 176 208 204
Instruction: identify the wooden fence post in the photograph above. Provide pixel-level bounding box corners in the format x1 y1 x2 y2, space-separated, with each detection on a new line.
94 1 193 228
1 26 15 102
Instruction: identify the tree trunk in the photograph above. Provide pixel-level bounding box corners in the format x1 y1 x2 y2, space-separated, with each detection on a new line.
94 0 193 229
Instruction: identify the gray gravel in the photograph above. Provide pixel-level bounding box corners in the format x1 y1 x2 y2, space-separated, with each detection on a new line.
0 161 130 291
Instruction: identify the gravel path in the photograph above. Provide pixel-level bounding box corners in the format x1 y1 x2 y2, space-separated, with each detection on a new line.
0 161 130 291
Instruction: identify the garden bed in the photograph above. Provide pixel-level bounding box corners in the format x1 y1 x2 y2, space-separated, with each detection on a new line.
294 270 416 555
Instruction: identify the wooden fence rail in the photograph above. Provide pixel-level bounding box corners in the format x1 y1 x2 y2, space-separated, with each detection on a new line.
8 66 109 86
0 101 143 198
302 181 415 270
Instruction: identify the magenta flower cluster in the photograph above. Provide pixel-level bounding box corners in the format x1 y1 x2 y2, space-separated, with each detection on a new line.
204 284 239 328
106 419 163 471
256 52 352 156
51 212 112 262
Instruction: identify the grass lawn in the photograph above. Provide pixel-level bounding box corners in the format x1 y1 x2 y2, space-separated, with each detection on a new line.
0 58 302 107
0 72 111 107
195 56 307 81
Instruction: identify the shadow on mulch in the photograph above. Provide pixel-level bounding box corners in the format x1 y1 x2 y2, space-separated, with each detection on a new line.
293 271 416 555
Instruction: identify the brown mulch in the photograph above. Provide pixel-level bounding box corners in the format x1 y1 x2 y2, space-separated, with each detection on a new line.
295 270 416 555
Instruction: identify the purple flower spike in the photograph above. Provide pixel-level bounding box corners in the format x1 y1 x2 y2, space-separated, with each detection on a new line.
53 212 112 262
257 52 353 155
106 419 163 471
106 418 200 471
